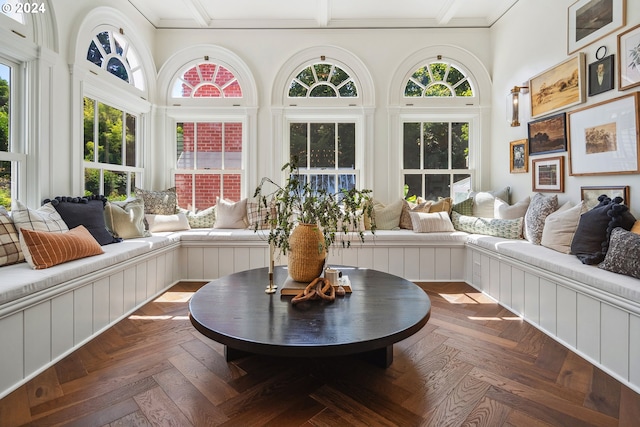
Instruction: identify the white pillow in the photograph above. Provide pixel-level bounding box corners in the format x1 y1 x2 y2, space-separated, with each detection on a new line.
470 187 510 218
105 199 151 239
372 199 404 230
145 213 191 232
541 201 587 253
494 196 530 219
11 200 69 233
214 197 248 229
409 211 455 233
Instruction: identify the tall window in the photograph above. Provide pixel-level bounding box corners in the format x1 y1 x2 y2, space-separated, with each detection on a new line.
171 62 245 209
175 122 243 210
83 97 141 200
0 60 23 211
289 122 357 194
87 30 144 91
401 61 475 201
403 121 470 202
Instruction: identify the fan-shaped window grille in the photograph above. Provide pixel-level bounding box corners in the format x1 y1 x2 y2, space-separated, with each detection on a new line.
86 30 144 91
289 63 357 98
172 63 242 98
404 62 473 98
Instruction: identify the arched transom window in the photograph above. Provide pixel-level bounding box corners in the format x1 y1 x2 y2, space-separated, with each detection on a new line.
404 62 473 98
289 63 357 98
86 30 144 91
172 63 242 98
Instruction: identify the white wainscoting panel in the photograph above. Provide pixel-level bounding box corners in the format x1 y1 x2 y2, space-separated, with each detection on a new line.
52 292 74 360
576 293 601 363
74 284 93 344
556 286 577 348
24 302 51 377
0 312 23 396
601 303 629 379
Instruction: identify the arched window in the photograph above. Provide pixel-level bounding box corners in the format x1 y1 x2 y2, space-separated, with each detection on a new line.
86 30 144 91
289 63 358 98
170 61 247 210
172 62 242 98
404 62 474 98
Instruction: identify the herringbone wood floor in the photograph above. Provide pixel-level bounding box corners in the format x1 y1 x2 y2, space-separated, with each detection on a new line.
1 281 639 426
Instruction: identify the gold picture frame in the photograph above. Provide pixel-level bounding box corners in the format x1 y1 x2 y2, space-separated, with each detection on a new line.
568 92 640 176
581 185 630 209
509 139 528 173
568 0 625 54
532 156 564 193
529 53 586 119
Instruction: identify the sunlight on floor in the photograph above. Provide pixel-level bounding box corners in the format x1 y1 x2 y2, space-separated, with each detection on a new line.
128 314 190 321
439 292 496 304
467 316 521 321
153 291 194 303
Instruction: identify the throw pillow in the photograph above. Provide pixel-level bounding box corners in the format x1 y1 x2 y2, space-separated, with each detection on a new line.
179 205 216 229
540 201 587 254
11 200 69 233
372 199 403 230
470 187 510 218
428 197 453 214
494 196 530 220
571 196 636 265
523 193 558 245
105 199 151 239
599 228 640 279
145 213 191 232
246 200 272 230
46 196 119 245
409 211 455 233
399 200 432 229
134 187 177 215
19 225 104 269
451 211 523 239
451 198 474 216
0 206 24 266
214 197 248 229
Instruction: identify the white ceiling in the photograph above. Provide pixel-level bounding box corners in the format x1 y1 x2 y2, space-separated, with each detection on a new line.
128 0 519 29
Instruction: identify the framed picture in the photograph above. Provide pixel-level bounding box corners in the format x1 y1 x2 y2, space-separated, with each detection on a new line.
532 156 564 193
528 113 567 156
568 92 640 175
568 0 625 54
581 185 630 209
588 54 615 96
529 53 586 119
618 23 640 91
509 139 528 173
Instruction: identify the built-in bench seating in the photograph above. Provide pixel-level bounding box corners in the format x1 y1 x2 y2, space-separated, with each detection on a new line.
1 228 639 400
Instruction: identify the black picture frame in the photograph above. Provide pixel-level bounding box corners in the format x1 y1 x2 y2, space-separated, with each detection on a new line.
527 112 567 156
588 54 615 96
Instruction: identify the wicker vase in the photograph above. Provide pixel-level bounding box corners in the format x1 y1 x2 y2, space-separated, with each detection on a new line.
288 223 326 282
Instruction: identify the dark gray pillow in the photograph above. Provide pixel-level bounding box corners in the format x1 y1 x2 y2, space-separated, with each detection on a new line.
571 196 636 265
600 228 640 279
46 195 120 245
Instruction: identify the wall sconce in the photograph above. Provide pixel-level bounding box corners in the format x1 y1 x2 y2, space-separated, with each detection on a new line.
508 85 528 127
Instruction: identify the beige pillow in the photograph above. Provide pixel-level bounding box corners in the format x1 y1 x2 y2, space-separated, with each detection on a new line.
409 211 455 233
372 199 404 230
428 197 452 214
145 213 191 232
105 199 150 239
541 201 587 253
494 196 530 219
471 187 510 218
399 200 432 229
214 197 248 229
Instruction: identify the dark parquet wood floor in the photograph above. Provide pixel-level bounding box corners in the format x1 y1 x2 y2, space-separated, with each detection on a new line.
1 281 639 426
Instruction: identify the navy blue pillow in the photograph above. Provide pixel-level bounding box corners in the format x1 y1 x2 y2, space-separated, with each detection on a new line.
571 195 636 265
45 195 120 245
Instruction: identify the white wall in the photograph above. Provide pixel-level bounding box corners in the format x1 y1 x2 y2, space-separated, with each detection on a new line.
491 0 640 213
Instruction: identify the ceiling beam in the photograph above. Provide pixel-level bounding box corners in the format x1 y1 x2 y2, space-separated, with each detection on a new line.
317 0 330 27
436 0 463 25
184 0 211 27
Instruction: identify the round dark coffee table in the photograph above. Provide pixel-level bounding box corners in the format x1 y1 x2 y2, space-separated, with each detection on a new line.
188 266 431 367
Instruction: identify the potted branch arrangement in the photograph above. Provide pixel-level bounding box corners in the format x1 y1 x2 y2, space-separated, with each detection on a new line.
253 158 375 282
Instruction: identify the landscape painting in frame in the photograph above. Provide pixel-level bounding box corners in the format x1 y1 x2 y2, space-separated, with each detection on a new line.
528 113 567 156
568 0 625 54
529 53 585 119
568 92 640 176
581 185 630 209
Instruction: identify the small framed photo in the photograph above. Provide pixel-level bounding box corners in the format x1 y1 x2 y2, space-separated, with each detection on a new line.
581 185 630 209
509 139 528 173
618 23 640 91
568 0 625 54
532 156 564 193
568 92 640 175
529 54 585 119
528 113 567 156
588 54 615 96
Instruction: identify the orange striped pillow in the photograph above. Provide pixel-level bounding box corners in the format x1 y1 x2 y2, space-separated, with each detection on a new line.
20 225 104 269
